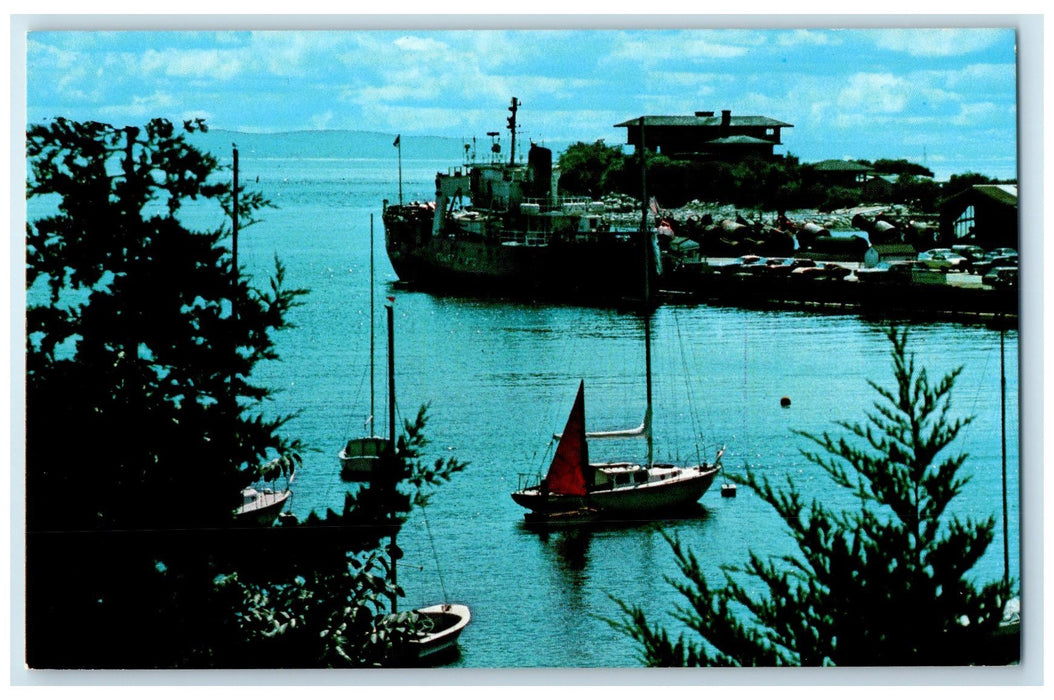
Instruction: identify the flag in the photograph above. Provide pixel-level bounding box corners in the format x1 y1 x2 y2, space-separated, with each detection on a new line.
393 134 400 147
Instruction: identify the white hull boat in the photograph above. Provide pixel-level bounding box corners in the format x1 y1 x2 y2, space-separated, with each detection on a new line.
234 486 292 526
405 603 472 663
511 382 721 518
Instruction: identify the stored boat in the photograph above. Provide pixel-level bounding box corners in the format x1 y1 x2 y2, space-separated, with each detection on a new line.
383 97 656 301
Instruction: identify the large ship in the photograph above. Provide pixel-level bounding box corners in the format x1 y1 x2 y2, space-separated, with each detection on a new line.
383 97 658 303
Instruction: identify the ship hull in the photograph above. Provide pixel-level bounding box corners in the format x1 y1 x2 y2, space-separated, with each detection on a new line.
384 205 653 303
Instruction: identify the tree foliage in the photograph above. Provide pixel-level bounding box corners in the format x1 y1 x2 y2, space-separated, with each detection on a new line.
944 172 998 199
25 118 466 669
556 140 629 197
556 141 1010 212
204 406 468 668
611 327 1016 667
863 158 935 178
26 118 303 532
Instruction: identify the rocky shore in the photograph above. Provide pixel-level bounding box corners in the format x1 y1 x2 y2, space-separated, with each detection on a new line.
597 192 929 232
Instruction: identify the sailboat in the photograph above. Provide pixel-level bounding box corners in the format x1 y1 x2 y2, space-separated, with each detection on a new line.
234 454 298 526
511 378 722 519
512 122 721 521
340 214 389 480
229 144 296 526
372 297 471 664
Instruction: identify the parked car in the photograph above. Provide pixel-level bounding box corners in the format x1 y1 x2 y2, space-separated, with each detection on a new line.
982 266 1018 288
951 244 986 269
917 248 968 270
973 254 1019 277
714 254 762 274
855 260 935 284
756 257 817 276
987 247 1019 258
792 262 851 280
952 244 985 259
735 256 774 275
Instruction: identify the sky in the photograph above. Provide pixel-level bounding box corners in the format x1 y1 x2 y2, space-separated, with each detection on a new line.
21 20 1024 181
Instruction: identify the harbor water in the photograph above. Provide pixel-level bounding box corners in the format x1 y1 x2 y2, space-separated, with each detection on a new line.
191 131 1020 667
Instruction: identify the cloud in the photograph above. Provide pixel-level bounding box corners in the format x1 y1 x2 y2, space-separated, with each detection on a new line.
608 30 752 65
140 48 245 81
870 29 1009 57
775 29 841 48
837 73 911 114
97 91 185 121
393 35 452 54
310 110 335 130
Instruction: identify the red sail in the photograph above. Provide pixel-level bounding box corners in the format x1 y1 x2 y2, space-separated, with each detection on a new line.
545 381 589 496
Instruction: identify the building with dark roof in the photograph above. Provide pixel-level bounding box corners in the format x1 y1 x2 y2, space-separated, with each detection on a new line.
614 109 792 161
939 184 1018 250
809 159 873 187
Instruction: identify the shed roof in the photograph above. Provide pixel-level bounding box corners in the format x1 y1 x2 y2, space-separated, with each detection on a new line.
812 159 871 172
941 183 1018 209
614 115 792 128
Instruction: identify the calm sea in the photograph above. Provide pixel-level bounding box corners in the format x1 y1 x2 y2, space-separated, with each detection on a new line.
86 131 1030 668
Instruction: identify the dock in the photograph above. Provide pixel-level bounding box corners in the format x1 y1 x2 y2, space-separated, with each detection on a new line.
660 259 1017 324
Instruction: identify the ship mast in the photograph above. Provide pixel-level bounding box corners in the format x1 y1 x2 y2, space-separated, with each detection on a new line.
507 97 520 166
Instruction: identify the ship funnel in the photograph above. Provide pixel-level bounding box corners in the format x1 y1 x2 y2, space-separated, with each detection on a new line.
526 144 552 199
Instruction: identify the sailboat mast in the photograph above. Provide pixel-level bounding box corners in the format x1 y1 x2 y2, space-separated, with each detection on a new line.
638 117 654 467
370 214 375 430
645 314 654 468
387 298 397 613
388 300 395 447
1000 322 1009 588
231 144 239 287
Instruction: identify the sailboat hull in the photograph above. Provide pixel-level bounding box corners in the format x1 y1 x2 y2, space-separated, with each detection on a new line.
511 464 719 516
339 435 388 481
233 488 292 526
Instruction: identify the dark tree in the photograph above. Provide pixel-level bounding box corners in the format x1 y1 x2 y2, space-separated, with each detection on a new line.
945 172 998 198
865 158 935 178
25 119 467 669
612 327 1017 667
556 140 628 197
25 117 306 667
206 406 467 668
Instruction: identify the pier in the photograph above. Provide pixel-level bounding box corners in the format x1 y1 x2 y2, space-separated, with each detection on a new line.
660 259 1017 324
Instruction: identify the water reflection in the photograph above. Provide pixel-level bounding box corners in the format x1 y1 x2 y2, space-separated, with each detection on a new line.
525 504 713 568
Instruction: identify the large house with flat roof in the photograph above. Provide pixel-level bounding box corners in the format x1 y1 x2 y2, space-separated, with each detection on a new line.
615 109 792 162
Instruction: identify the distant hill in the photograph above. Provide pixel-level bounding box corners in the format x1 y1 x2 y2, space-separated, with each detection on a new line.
187 128 468 161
